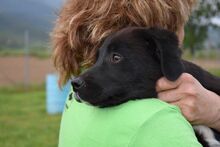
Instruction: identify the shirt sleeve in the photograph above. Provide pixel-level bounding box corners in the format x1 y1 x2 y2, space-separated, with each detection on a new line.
128 106 203 147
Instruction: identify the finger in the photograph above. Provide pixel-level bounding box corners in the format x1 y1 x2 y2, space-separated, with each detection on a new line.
158 89 183 103
170 100 198 124
156 73 184 92
156 77 182 92
170 101 182 108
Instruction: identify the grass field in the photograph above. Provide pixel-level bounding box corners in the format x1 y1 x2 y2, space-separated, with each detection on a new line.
210 68 220 77
0 48 51 58
0 68 219 147
0 86 61 147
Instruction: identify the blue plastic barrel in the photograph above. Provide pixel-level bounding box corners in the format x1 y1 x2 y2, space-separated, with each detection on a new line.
46 74 71 114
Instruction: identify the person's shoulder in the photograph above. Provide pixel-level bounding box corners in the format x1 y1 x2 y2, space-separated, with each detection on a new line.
60 96 202 147
121 98 180 117
127 99 202 147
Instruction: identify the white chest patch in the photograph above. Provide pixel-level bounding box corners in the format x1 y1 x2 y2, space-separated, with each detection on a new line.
194 125 220 147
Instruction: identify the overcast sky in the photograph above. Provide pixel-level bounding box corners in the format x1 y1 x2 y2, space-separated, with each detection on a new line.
211 17 220 26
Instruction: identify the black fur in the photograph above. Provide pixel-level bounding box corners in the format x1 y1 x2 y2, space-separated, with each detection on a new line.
71 27 220 146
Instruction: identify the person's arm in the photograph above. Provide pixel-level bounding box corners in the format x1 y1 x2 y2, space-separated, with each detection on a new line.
156 73 220 132
128 105 202 147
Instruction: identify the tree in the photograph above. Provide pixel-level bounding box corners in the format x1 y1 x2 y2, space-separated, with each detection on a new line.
184 0 220 56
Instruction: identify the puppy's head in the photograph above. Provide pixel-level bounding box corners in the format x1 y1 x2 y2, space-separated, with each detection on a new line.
71 27 184 107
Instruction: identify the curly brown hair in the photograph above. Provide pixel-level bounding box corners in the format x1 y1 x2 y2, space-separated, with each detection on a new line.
52 0 197 86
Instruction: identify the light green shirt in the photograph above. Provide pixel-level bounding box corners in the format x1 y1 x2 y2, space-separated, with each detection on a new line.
59 94 202 147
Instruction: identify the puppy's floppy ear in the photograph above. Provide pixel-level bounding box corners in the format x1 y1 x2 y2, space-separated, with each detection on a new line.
145 28 184 81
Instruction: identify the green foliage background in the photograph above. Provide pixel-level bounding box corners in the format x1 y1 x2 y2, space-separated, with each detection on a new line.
0 87 61 147
184 0 220 55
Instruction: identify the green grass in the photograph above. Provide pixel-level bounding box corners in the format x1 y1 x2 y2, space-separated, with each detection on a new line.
0 67 219 147
183 49 220 60
0 87 61 147
209 68 220 77
0 48 51 58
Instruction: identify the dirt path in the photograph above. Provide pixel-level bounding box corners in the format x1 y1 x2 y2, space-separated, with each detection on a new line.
190 59 220 69
0 57 219 87
0 57 55 86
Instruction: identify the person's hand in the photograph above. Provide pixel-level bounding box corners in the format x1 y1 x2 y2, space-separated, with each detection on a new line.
156 73 220 130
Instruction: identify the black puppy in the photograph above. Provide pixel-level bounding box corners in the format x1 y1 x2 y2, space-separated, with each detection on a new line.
71 27 220 147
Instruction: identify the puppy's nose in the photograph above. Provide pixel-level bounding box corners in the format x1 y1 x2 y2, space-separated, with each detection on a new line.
71 77 85 91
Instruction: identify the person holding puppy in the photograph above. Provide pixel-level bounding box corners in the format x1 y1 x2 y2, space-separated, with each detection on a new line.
52 0 220 146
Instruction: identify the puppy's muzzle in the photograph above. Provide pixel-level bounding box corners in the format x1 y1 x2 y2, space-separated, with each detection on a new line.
71 77 86 103
71 77 85 92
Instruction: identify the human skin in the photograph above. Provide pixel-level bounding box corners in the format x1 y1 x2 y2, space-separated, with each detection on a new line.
156 26 220 131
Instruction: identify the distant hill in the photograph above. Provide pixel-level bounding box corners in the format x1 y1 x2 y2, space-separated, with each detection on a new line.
0 0 63 49
1 0 219 51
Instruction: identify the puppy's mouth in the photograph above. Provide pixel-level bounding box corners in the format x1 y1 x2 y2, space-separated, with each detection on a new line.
74 92 119 107
74 92 82 103
90 97 115 107
74 92 104 106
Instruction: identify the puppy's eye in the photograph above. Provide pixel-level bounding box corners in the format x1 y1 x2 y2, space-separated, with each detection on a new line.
110 53 122 63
